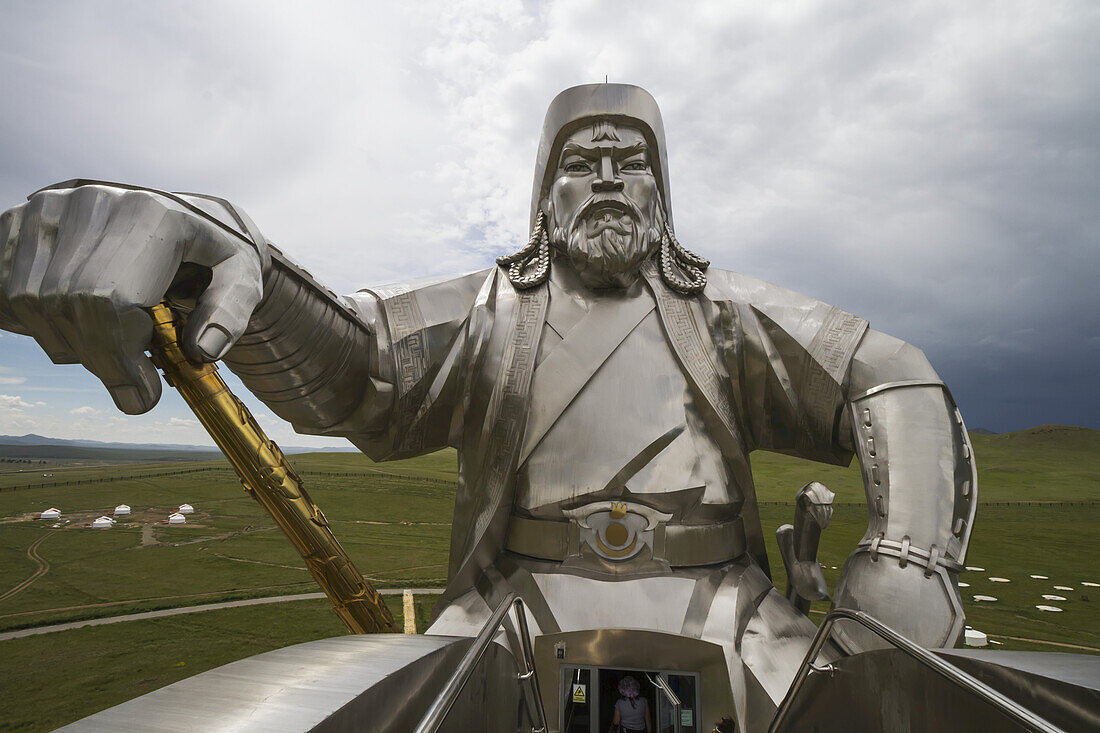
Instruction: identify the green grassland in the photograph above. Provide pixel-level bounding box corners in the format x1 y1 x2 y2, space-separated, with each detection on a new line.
0 425 1096 730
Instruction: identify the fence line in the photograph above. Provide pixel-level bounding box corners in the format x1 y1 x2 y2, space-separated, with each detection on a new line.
4 471 1095 507
0 466 459 492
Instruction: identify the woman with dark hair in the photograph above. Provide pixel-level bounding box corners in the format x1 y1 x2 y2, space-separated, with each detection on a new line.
611 675 651 733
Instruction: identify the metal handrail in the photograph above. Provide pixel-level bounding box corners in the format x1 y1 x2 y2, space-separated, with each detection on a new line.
414 592 548 733
768 608 1065 733
648 673 682 733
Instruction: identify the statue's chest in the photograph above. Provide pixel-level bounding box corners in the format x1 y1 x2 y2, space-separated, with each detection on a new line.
515 305 732 517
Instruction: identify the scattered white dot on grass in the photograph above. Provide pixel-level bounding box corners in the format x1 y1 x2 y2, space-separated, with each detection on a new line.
1042 594 1067 601
830 566 837 570
966 566 985 572
1030 574 1049 579
958 582 970 588
989 639 1003 645
988 577 1010 583
1036 605 1063 612
1054 585 1074 591
972 595 997 602
1082 582 1099 588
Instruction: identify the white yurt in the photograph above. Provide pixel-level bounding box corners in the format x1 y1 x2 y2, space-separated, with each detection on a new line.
40 508 61 520
92 516 114 529
168 512 186 525
114 504 131 516
963 629 988 647
178 503 194 515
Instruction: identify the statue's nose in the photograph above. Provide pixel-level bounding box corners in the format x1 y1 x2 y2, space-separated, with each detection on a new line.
593 152 623 193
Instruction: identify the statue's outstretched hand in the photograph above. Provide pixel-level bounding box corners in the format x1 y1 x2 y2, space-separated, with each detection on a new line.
0 184 265 414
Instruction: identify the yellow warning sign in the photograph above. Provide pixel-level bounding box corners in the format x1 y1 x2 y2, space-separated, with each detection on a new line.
571 683 587 704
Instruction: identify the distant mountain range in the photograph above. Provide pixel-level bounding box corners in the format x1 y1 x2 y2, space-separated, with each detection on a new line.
0 434 358 454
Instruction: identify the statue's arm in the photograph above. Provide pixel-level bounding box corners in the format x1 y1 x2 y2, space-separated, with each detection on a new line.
134 189 380 435
0 180 382 433
217 242 378 436
831 328 977 651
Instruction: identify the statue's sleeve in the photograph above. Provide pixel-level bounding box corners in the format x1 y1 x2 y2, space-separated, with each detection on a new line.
223 246 493 461
340 269 495 460
711 270 975 649
716 273 869 465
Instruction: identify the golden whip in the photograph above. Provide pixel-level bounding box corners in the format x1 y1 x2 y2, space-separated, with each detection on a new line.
147 302 398 634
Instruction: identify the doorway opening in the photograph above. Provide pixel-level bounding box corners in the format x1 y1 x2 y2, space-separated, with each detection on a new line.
561 665 700 733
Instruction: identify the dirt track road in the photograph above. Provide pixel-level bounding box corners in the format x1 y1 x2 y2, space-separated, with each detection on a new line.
0 531 55 603
0 587 444 642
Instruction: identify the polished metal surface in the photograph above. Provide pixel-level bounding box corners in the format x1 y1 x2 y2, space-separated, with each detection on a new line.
769 609 1063 733
770 647 1089 733
936 649 1100 732
416 592 547 733
0 83 1034 731
57 634 522 733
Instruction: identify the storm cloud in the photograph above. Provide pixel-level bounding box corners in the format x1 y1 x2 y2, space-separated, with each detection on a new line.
0 0 1096 444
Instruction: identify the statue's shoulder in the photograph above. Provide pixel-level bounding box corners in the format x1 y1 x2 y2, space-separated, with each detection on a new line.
345 268 496 330
703 267 837 312
358 268 495 303
704 267 868 351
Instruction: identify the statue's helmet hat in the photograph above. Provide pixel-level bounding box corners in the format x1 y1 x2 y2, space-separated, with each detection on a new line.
531 83 672 229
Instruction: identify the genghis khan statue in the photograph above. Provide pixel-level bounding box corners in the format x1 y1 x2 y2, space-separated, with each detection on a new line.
0 85 976 730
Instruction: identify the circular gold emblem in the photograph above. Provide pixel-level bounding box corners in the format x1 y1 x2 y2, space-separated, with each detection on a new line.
605 520 629 547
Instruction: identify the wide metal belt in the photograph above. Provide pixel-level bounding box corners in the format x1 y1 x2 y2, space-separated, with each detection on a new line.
505 510 746 568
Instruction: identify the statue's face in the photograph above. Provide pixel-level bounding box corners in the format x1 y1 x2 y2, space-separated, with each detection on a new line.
546 120 665 288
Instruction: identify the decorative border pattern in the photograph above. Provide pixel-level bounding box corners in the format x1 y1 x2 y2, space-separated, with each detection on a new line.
798 307 868 449
640 260 740 448
460 282 549 574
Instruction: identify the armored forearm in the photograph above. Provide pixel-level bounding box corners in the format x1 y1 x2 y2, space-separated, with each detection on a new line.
223 246 378 435
848 381 975 572
832 329 976 650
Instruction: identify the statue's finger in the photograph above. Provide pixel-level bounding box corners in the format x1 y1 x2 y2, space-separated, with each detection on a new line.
70 294 162 414
182 239 263 362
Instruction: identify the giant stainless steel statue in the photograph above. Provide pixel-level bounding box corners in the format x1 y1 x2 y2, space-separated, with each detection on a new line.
0 85 985 731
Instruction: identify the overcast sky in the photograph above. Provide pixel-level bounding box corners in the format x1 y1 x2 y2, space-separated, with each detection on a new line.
1 0 1097 448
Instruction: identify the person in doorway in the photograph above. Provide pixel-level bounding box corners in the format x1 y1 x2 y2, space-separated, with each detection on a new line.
612 675 651 733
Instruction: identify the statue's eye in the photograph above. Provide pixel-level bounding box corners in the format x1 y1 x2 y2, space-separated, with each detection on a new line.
622 161 647 171
564 162 590 173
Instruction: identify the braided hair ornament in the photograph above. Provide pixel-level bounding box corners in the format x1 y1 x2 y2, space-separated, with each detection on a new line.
496 210 551 289
657 220 709 294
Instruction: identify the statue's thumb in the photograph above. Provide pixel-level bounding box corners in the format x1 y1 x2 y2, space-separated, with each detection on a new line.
183 302 247 363
179 243 263 363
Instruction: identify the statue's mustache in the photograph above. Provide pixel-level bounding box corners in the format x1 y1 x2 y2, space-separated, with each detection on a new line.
569 194 646 235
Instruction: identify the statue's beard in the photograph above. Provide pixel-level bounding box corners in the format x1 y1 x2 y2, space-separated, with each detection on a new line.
550 196 661 289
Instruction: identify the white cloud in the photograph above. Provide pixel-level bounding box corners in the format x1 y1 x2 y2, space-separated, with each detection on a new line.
0 394 35 410
69 406 99 416
165 417 198 428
